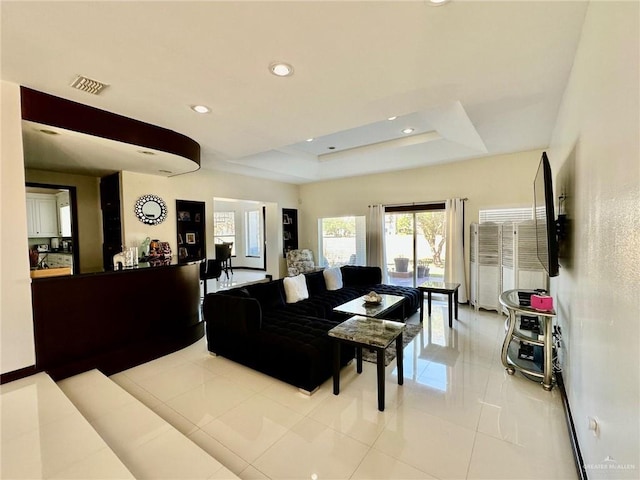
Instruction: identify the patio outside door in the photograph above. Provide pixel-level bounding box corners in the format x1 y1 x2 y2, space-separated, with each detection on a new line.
384 206 446 287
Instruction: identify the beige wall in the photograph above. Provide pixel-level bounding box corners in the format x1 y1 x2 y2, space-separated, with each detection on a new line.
1 81 35 374
298 150 542 292
24 169 103 272
548 1 639 475
121 169 298 279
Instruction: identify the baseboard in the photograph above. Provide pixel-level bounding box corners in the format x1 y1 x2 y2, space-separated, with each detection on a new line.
0 365 39 385
556 371 588 480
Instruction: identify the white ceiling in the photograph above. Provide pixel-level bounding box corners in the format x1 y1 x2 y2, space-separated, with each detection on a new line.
1 1 588 184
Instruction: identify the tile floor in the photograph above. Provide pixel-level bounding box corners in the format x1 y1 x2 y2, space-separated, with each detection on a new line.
106 301 578 480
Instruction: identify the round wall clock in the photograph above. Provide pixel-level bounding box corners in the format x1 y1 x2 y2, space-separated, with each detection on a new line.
134 194 168 225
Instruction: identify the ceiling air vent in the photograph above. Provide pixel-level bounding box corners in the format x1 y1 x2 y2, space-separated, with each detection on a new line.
69 75 109 95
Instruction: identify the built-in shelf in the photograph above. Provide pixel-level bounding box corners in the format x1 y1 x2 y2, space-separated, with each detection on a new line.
282 208 298 257
176 200 206 263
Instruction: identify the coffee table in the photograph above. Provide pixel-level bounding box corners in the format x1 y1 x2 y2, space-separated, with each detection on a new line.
333 294 405 320
328 315 404 411
417 281 460 327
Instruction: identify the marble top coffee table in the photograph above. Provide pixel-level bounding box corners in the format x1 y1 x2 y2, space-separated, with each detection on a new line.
333 294 405 320
328 315 405 411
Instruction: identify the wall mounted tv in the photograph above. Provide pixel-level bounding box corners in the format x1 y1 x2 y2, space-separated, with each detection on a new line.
534 152 560 277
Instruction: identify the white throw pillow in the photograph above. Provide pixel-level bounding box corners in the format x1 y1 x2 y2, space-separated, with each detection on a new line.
323 267 343 291
283 274 309 303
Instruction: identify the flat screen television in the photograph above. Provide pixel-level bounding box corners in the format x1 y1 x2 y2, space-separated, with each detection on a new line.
534 152 560 277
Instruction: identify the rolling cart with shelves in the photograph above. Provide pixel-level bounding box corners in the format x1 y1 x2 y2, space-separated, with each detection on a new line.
499 289 556 390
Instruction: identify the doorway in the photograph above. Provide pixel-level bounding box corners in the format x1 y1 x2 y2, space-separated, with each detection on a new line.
384 204 446 287
25 182 80 273
213 198 267 271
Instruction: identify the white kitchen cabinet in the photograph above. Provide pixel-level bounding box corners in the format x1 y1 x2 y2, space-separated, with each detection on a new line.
46 253 73 273
56 191 72 236
26 193 58 238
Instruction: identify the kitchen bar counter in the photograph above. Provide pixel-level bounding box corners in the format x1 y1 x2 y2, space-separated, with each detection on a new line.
31 260 203 380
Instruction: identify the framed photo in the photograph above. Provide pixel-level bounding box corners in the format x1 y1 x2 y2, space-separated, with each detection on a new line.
283 213 291 225
178 211 191 222
186 232 196 244
178 247 188 259
194 212 201 222
283 231 291 241
178 233 184 245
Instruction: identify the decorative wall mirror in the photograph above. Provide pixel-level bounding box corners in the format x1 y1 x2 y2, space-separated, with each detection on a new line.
134 194 168 225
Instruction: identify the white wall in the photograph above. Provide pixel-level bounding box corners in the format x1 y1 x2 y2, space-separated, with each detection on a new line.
299 150 542 294
1 81 35 374
548 2 639 476
121 169 298 279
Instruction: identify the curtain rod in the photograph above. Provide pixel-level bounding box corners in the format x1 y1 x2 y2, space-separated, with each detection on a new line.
368 198 468 208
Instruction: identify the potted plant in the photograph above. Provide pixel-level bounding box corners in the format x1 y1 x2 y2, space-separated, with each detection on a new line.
417 258 430 278
394 255 409 273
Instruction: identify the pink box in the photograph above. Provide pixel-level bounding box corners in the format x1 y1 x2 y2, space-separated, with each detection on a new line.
531 294 554 311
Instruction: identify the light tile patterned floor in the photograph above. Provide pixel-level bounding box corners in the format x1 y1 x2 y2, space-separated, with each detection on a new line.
109 302 577 480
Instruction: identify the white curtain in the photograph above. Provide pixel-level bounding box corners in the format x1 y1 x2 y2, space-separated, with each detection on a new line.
367 204 388 283
445 198 468 303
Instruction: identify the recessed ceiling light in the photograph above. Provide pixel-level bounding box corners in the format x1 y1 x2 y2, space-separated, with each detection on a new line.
190 104 210 114
138 150 156 155
402 128 415 134
306 138 314 142
387 116 398 121
39 129 59 135
428 0 451 5
328 146 336 150
269 62 294 77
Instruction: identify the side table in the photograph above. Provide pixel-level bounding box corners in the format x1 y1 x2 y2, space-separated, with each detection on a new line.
417 281 460 327
328 315 404 412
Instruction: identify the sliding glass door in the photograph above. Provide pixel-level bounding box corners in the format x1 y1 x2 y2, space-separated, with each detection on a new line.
384 205 446 287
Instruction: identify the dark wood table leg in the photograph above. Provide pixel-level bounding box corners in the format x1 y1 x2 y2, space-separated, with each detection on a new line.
333 341 340 395
454 287 459 320
376 348 385 411
428 291 432 316
419 290 424 322
396 332 403 386
448 292 453 328
356 346 363 374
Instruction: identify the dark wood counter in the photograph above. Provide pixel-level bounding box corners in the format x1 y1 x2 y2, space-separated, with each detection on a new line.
31 261 203 380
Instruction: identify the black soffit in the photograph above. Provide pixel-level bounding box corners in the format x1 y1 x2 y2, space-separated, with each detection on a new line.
20 87 200 167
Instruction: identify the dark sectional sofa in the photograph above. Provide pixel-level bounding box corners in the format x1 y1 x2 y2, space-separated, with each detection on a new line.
203 265 420 393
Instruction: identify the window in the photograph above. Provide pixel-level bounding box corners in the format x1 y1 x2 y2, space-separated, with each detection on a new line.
213 211 235 254
318 216 366 267
479 207 533 224
245 210 261 257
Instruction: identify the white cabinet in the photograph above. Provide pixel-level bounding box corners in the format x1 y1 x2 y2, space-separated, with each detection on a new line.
56 192 72 237
26 194 58 238
46 253 73 273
